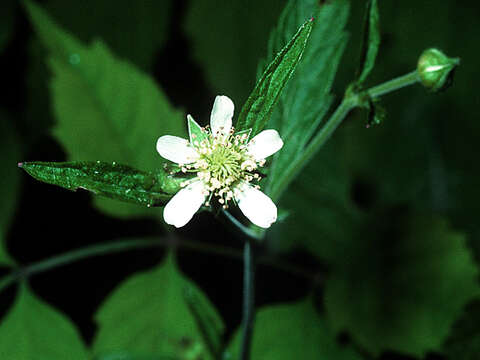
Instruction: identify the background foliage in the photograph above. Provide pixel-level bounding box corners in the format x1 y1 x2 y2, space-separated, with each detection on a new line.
0 0 479 359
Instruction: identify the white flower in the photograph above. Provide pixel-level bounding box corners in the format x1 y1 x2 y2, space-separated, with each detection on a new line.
157 95 283 228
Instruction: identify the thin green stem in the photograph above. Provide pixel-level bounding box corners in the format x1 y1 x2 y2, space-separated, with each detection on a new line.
0 238 160 293
270 98 357 202
366 70 419 98
268 69 421 204
221 209 263 241
240 241 255 360
0 237 316 294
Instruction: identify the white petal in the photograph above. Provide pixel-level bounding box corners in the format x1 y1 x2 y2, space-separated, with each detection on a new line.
163 181 207 228
210 95 234 137
234 182 277 228
156 135 199 164
247 129 283 160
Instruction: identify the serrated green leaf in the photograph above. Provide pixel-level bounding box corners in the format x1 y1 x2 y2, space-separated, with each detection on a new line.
23 0 173 140
0 283 88 360
235 18 314 137
356 0 380 85
227 297 363 360
19 161 183 208
24 0 185 218
184 0 283 107
324 213 479 357
43 0 172 71
187 115 208 146
0 112 21 266
93 254 224 360
260 0 350 201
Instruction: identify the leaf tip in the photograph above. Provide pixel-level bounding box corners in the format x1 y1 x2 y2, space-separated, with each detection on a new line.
17 162 24 168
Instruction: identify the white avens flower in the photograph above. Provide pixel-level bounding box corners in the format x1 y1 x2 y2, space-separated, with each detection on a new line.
157 95 283 228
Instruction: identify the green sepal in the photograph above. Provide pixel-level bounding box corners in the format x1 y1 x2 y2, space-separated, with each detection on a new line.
234 128 252 142
356 0 380 85
366 98 386 127
187 115 208 146
236 18 314 137
19 161 183 207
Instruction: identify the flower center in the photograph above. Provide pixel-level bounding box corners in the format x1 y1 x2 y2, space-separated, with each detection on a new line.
207 145 242 182
184 127 262 208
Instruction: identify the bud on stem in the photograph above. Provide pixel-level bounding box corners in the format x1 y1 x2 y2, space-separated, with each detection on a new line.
417 48 460 92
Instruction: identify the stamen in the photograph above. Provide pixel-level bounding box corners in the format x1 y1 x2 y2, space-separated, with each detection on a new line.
186 125 264 207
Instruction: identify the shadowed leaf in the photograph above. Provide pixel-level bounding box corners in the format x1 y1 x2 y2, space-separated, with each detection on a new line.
0 284 88 360
261 0 350 201
356 0 380 85
444 299 480 360
43 0 172 71
227 297 363 360
184 0 282 107
93 254 224 360
324 213 479 357
0 112 21 266
24 0 185 218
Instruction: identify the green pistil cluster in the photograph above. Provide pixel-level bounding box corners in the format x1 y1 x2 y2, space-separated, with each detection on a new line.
182 126 264 208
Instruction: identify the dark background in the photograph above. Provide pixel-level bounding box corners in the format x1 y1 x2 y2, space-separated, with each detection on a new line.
1 1 479 359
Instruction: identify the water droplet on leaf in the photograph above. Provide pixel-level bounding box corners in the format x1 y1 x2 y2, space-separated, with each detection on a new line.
69 53 80 65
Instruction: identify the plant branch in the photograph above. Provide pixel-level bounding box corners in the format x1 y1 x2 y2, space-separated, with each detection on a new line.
240 241 256 360
268 69 421 204
269 97 357 202
221 209 263 241
0 237 317 294
366 70 419 98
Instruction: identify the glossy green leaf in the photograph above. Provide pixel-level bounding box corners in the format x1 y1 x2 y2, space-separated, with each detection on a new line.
0 112 21 266
43 0 172 71
19 161 183 208
324 213 479 357
93 254 224 360
235 18 314 137
356 0 380 85
227 297 363 360
0 283 88 360
24 0 185 218
184 0 283 107
261 0 350 201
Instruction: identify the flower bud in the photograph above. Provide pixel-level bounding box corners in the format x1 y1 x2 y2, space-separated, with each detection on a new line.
417 48 460 92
